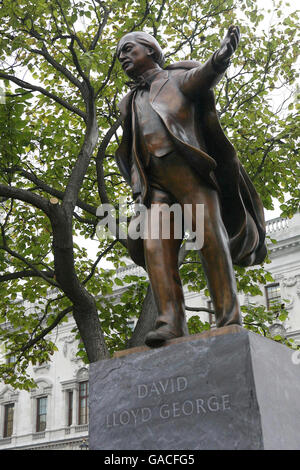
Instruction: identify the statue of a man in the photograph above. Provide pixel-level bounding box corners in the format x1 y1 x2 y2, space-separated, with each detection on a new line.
115 27 267 347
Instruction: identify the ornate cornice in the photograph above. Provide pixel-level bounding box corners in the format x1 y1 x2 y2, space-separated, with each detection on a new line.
268 238 300 256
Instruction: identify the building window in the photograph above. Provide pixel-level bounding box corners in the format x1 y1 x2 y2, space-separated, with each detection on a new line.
36 397 47 432
265 283 281 309
67 391 73 427
61 368 89 429
78 381 89 425
3 403 14 438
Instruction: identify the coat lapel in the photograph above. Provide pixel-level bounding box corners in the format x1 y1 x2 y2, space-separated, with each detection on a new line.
149 70 169 104
118 69 169 119
116 71 169 178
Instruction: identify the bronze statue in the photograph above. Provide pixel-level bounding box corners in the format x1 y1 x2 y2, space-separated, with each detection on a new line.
115 27 267 347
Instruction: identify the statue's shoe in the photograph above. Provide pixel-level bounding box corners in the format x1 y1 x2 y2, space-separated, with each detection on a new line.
145 325 183 348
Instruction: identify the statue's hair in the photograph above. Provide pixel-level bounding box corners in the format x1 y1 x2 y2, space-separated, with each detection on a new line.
117 32 165 68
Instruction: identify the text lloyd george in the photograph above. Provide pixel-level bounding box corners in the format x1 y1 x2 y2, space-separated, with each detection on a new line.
104 376 231 428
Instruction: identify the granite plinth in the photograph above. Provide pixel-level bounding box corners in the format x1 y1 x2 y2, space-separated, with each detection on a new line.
89 325 300 450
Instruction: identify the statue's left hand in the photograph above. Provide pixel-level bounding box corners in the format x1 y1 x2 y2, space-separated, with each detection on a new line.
214 25 240 69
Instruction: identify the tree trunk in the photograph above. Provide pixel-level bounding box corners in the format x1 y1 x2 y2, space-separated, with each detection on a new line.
127 285 158 348
73 300 110 362
49 202 110 362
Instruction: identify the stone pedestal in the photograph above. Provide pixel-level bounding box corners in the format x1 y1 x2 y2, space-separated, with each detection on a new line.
89 326 300 450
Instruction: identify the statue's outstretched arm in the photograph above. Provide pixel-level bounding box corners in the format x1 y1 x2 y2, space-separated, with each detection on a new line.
180 26 240 96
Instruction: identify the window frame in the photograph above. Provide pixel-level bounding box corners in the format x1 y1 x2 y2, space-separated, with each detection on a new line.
78 381 89 426
3 403 14 438
265 283 281 310
61 368 89 429
36 396 47 433
67 390 73 427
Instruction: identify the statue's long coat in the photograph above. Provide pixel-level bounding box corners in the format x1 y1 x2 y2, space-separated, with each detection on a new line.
115 59 267 268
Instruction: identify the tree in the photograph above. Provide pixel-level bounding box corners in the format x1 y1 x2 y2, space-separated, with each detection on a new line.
0 0 299 389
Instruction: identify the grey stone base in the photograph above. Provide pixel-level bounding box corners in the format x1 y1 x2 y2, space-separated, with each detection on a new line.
89 326 300 450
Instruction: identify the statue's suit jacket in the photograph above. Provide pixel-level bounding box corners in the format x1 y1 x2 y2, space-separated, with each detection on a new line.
115 57 267 268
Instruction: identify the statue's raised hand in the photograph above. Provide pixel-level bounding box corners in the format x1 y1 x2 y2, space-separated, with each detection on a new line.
213 25 240 71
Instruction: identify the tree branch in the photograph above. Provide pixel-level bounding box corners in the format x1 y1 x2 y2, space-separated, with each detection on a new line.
0 269 55 282
0 72 87 121
95 52 118 98
82 239 117 286
62 113 99 214
22 22 84 90
11 305 73 359
0 244 58 287
0 183 50 215
96 117 122 205
185 305 215 314
2 167 98 216
68 36 91 87
89 1 110 51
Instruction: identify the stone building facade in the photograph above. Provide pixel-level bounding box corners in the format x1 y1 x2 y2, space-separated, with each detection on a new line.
0 213 299 450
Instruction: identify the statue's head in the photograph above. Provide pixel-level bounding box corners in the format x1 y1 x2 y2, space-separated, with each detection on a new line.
117 31 165 78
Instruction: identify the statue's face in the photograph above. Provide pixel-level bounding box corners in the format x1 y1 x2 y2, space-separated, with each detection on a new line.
118 36 155 78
